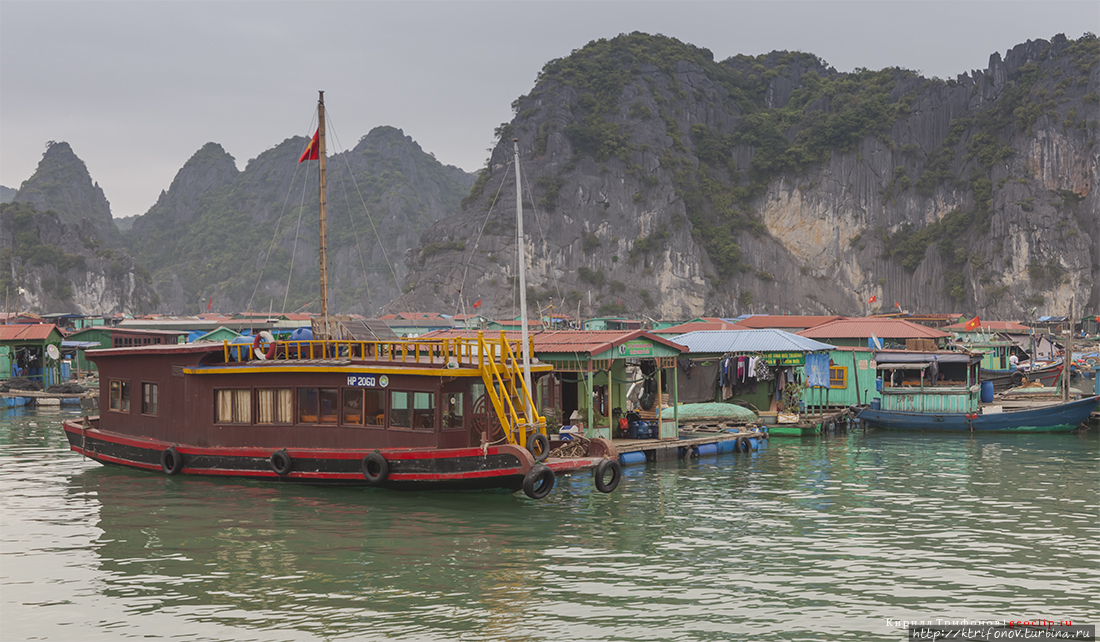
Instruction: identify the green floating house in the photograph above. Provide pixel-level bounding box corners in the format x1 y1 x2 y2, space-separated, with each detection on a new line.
1 324 65 386
797 317 955 408
64 327 189 372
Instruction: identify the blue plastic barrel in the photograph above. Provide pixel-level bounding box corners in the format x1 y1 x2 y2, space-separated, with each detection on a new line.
980 380 994 403
748 438 759 451
870 398 881 410
695 443 718 457
876 376 883 392
619 451 647 465
716 439 737 453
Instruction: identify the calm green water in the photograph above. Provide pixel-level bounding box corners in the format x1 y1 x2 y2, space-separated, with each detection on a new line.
2 407 1097 641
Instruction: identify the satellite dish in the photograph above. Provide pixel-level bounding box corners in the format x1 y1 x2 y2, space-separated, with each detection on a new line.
46 345 60 360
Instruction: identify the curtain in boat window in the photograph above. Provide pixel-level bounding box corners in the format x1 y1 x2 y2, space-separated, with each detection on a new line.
257 388 292 424
216 389 251 423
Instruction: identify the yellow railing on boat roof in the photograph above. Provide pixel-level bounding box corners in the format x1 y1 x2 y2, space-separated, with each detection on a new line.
221 333 548 370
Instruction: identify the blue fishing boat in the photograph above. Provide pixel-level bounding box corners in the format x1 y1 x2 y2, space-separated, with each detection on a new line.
854 349 1098 433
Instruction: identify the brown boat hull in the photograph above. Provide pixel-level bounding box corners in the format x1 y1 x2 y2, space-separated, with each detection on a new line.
62 419 614 493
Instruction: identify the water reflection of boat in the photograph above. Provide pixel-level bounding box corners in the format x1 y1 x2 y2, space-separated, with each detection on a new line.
855 349 1098 432
60 94 621 500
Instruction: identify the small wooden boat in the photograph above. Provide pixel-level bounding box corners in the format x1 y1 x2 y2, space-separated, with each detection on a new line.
980 360 1063 392
857 395 1098 432
60 94 622 499
854 349 1097 432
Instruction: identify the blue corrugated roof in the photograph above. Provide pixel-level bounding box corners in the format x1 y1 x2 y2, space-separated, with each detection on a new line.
671 329 836 354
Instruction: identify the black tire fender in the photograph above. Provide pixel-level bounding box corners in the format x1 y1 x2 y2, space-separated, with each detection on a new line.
593 458 622 493
270 449 293 476
1010 370 1025 385
362 452 389 484
528 432 550 462
160 446 184 475
522 464 555 499
737 436 750 453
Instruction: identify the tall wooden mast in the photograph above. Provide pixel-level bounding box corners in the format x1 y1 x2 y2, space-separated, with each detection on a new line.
317 91 330 338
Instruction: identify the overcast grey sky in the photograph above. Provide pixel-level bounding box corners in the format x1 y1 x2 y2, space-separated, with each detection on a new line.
1 1 1096 219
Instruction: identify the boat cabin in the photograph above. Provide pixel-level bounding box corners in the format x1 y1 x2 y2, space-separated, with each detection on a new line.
88 333 551 452
872 349 983 413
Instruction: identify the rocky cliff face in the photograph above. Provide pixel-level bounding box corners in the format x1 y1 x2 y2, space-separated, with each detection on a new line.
9 142 116 238
0 202 158 314
125 126 475 314
396 33 1098 320
2 143 158 314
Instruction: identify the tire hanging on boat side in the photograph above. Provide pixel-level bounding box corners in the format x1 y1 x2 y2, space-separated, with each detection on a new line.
528 432 550 462
362 452 388 484
160 446 184 475
594 459 621 493
270 449 293 476
522 464 555 499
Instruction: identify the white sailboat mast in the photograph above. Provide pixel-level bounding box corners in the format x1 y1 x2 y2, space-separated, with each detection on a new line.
513 139 533 423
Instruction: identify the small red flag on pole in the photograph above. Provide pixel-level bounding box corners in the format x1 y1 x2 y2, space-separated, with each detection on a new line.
298 129 320 163
472 299 482 309
964 316 981 331
868 294 877 303
207 297 212 311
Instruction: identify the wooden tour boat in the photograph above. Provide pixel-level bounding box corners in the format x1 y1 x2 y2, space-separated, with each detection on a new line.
854 349 1098 433
61 93 622 499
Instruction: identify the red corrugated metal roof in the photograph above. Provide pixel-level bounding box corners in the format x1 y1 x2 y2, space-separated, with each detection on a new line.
942 320 1031 332
797 318 951 339
734 315 844 330
0 324 61 341
426 329 686 356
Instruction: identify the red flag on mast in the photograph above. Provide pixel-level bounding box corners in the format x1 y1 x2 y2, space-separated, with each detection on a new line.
964 316 981 331
472 299 482 309
298 129 319 163
868 294 877 303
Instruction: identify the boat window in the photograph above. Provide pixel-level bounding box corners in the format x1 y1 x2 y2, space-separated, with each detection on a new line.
389 391 434 430
108 379 130 412
829 366 847 389
141 382 158 415
443 393 463 430
216 389 251 424
412 392 435 430
297 387 339 424
343 388 385 426
256 388 293 424
389 391 411 429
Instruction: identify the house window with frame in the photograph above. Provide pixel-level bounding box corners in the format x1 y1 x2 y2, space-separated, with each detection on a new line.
829 366 847 389
216 389 252 424
109 379 131 412
141 382 158 415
